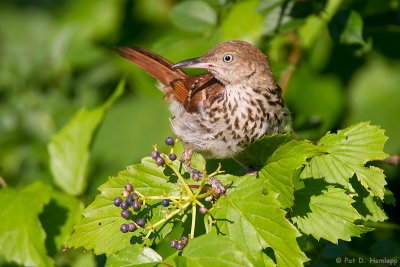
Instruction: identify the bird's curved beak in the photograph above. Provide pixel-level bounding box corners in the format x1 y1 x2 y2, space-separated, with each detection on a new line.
172 57 214 69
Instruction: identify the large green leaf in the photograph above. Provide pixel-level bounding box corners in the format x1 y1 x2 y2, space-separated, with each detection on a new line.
175 234 254 267
105 245 162 267
0 181 53 267
260 139 323 208
66 158 181 255
169 1 216 32
210 175 308 267
291 182 371 243
301 122 388 199
48 80 124 196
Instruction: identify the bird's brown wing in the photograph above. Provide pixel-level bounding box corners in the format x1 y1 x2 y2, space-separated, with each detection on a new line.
171 73 225 112
116 46 225 112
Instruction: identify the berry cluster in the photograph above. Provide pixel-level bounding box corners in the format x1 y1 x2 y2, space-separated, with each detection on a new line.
151 136 177 166
169 236 189 250
114 183 146 233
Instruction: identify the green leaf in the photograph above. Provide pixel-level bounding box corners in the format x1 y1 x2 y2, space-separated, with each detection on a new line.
105 245 162 267
259 139 323 208
210 175 308 267
175 234 254 267
292 182 371 243
170 1 217 32
48 80 124 195
221 0 263 42
66 158 180 255
301 122 388 199
0 181 53 267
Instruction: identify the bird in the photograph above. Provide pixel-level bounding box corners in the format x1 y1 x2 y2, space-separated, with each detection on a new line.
117 40 289 178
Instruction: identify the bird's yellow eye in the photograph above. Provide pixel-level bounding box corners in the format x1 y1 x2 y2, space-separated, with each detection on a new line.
223 54 233 63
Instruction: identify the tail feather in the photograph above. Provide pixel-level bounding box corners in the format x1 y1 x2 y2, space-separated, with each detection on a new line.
115 46 188 88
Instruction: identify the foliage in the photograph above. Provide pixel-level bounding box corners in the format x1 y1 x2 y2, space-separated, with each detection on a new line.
0 0 399 266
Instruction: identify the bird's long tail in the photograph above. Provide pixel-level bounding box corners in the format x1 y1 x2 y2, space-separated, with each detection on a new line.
115 46 188 88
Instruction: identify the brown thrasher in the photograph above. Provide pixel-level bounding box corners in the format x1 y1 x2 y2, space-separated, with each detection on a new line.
117 40 289 178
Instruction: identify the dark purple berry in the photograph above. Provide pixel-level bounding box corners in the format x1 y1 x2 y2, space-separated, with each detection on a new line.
155 156 165 166
127 223 137 232
124 183 133 192
161 199 170 207
192 172 200 181
169 240 178 248
114 197 122 207
120 224 128 233
132 201 141 212
169 153 177 161
165 137 174 146
176 242 184 250
136 219 145 227
199 206 208 215
121 210 130 219
122 190 130 198
180 236 188 245
151 150 160 159
120 201 128 210
131 193 139 200
126 196 134 206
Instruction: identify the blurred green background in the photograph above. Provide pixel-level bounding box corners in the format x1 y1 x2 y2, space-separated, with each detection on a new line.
0 0 399 266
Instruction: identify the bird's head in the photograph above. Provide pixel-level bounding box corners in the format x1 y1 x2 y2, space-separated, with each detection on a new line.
172 40 272 86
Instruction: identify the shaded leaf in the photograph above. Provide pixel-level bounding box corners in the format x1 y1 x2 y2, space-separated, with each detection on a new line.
48 80 124 195
292 182 371 243
221 0 263 42
331 10 365 45
0 181 53 267
170 1 216 32
40 192 85 256
105 245 162 267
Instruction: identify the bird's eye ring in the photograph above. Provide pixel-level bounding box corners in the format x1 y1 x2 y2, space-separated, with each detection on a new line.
223 54 233 63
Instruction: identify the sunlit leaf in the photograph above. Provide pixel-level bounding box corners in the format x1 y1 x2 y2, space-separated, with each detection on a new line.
210 175 309 267
105 245 162 267
301 122 388 199
48 80 124 195
66 158 181 255
175 234 254 267
0 181 53 267
259 138 323 208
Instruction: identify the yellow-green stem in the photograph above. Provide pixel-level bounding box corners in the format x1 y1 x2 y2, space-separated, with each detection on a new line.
167 161 194 197
149 202 191 229
190 202 197 239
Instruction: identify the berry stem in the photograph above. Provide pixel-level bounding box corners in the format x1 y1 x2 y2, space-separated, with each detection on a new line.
190 202 197 239
144 195 190 201
149 202 191 229
166 159 194 197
